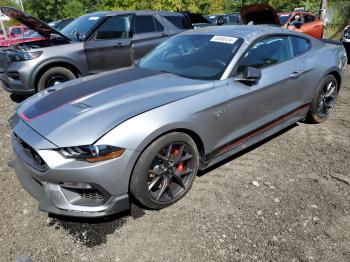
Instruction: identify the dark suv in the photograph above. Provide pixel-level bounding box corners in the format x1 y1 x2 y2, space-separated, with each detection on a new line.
0 7 192 95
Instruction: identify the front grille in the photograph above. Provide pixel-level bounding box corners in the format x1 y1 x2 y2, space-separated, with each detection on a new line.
79 189 105 202
61 187 108 206
14 133 48 172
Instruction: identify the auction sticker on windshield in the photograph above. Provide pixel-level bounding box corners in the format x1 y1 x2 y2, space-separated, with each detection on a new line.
88 16 100 21
210 36 238 44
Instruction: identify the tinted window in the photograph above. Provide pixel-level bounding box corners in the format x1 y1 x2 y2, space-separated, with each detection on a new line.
11 28 22 35
291 36 310 56
133 16 157 34
239 37 292 70
139 35 243 80
225 14 240 24
279 14 291 25
154 18 164 32
304 14 315 23
95 15 131 40
164 16 192 29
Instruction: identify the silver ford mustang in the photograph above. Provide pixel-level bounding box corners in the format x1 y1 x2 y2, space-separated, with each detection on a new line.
10 25 347 217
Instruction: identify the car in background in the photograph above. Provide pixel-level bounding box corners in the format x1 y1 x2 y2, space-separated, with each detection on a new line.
278 10 324 39
10 26 347 217
341 25 350 62
240 4 323 39
48 18 74 31
0 7 191 95
182 12 211 28
0 24 45 47
8 25 30 37
205 13 242 26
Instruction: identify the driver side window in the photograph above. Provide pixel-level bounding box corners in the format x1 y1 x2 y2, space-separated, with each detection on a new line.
94 15 132 40
238 36 292 71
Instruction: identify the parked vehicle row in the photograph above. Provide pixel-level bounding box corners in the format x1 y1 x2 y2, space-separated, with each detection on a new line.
10 23 348 217
0 7 191 95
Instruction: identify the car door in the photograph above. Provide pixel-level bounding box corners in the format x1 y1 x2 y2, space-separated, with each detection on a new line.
131 15 168 62
84 14 133 74
223 36 307 147
300 14 323 38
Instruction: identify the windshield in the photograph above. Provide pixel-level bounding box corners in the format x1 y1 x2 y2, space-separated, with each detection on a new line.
279 14 291 25
61 14 103 41
138 35 243 80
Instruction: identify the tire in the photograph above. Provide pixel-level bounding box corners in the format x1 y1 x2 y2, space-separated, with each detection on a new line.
37 67 76 91
306 74 338 124
130 132 199 210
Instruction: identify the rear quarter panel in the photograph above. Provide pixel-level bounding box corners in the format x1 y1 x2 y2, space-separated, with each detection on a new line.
299 39 346 101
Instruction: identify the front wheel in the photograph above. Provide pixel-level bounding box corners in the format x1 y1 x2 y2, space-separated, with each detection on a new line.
37 67 76 91
130 132 199 210
306 75 338 123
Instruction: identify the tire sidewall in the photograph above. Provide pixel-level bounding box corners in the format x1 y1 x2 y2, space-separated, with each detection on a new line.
308 75 338 123
130 132 199 210
37 67 76 92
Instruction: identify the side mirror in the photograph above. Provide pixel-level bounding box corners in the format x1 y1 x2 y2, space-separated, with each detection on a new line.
235 66 261 83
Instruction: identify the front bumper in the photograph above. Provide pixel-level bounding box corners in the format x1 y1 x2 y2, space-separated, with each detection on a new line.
0 72 35 95
11 118 140 218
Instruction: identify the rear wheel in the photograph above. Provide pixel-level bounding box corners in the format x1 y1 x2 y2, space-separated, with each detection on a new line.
37 67 76 91
130 132 199 210
306 75 338 123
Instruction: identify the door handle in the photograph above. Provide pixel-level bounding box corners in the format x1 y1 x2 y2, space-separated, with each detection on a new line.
290 70 303 79
113 43 123 48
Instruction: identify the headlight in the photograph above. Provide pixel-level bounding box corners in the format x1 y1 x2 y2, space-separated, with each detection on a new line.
9 51 43 62
57 145 125 163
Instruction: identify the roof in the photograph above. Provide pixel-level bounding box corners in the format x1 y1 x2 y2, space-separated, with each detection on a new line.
180 25 290 40
82 10 184 18
278 11 314 16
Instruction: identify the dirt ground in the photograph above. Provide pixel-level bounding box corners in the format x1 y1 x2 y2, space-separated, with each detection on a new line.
0 68 349 262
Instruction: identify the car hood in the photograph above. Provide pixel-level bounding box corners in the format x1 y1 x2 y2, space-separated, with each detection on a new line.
240 4 280 25
0 7 72 41
16 67 214 148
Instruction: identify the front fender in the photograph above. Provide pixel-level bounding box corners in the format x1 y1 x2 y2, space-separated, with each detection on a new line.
29 57 89 90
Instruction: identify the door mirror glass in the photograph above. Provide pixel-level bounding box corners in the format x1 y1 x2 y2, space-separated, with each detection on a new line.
235 66 261 82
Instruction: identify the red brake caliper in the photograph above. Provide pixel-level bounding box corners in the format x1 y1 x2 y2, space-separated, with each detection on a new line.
172 148 184 171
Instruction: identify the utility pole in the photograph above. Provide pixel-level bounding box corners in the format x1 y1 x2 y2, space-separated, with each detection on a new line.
18 0 24 11
0 12 8 40
320 0 327 23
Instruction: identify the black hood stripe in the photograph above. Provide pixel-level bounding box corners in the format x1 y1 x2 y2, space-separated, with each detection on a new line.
22 67 161 120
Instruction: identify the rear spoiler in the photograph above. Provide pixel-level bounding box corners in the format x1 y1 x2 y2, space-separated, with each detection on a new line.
321 39 343 45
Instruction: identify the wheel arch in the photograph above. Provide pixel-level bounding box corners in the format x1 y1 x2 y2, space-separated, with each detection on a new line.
327 70 342 91
30 58 86 92
127 127 206 194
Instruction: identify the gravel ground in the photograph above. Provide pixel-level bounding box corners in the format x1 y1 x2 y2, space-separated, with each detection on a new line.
0 68 349 262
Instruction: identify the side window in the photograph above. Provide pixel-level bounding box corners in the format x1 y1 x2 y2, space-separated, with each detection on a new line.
239 36 292 70
133 15 163 34
304 14 315 23
95 15 132 40
291 36 311 56
164 15 192 29
154 17 164 32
